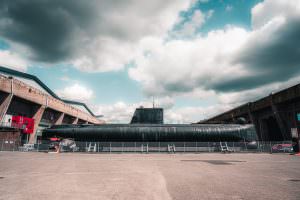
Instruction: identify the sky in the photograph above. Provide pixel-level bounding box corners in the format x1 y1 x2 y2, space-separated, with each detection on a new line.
0 0 300 123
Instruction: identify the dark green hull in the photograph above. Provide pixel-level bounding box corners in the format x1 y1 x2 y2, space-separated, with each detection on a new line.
42 124 257 142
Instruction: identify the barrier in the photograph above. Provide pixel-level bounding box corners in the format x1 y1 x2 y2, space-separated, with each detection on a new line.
0 140 294 153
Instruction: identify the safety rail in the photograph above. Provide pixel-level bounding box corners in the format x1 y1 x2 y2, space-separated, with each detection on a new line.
0 140 295 153
0 122 26 129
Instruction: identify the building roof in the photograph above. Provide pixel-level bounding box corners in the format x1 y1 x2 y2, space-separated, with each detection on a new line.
0 65 96 116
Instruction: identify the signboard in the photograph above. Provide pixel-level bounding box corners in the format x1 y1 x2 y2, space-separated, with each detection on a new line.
297 113 300 121
2 114 12 127
291 128 299 138
11 116 34 134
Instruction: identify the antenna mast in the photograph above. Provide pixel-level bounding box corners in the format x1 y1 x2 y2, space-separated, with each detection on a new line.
152 96 155 108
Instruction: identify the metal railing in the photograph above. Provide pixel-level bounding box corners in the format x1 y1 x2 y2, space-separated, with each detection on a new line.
0 140 294 153
0 122 26 129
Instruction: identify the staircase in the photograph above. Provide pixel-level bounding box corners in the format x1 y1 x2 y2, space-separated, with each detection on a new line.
168 144 176 153
220 142 232 153
141 144 148 153
87 142 97 152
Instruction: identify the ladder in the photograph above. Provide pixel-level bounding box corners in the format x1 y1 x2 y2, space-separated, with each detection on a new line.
141 144 148 153
87 142 97 152
168 144 176 153
220 142 232 153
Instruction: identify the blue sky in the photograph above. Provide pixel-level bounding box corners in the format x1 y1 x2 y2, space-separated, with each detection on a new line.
27 65 144 105
0 0 299 123
175 0 261 33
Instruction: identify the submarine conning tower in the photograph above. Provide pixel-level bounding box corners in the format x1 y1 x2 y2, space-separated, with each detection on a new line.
130 107 163 124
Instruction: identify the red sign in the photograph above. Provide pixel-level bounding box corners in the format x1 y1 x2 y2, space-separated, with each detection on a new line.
50 137 60 141
11 116 34 134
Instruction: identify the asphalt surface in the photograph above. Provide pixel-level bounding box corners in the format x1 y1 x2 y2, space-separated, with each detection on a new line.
0 152 300 200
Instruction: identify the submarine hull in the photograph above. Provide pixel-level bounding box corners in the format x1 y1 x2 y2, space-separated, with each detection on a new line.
42 124 257 142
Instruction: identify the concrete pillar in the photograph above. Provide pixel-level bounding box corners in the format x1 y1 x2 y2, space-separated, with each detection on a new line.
0 93 13 123
55 112 65 125
247 103 262 140
29 105 46 144
247 103 254 123
72 117 78 124
270 95 288 140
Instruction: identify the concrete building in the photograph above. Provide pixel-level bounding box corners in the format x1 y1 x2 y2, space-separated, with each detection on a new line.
199 83 300 142
0 66 104 144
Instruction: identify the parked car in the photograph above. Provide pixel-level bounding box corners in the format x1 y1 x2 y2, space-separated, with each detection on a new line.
271 144 293 153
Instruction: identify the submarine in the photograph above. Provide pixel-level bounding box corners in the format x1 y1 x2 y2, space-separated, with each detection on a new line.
42 107 258 142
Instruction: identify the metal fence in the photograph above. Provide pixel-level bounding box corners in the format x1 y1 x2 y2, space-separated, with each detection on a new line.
0 122 27 129
0 140 294 153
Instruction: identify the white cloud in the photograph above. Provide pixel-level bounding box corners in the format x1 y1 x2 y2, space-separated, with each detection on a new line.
60 76 71 82
251 0 300 29
0 0 194 72
70 0 195 72
96 96 175 123
96 102 134 123
0 50 28 71
129 0 300 98
166 104 232 123
129 27 250 97
2 0 300 124
122 0 300 123
171 9 214 38
56 83 93 102
96 102 184 124
225 5 233 12
95 99 230 124
207 9 214 19
181 10 206 36
59 0 300 123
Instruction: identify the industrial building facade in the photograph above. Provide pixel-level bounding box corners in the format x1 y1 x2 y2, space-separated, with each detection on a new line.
0 66 104 144
200 83 300 142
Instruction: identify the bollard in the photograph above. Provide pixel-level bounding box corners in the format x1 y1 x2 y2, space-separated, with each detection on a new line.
146 143 149 153
158 142 160 153
1 139 3 151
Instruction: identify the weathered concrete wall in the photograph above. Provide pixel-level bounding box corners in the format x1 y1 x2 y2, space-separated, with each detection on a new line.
201 84 300 141
0 129 21 150
0 75 104 143
0 75 102 124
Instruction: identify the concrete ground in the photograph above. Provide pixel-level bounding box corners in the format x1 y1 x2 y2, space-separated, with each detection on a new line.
0 152 300 200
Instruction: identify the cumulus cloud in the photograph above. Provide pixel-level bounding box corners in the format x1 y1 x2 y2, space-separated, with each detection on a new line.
1 0 300 123
129 27 249 96
130 0 300 98
0 49 28 71
0 0 191 72
96 96 175 123
56 83 93 102
95 99 230 124
171 9 214 38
